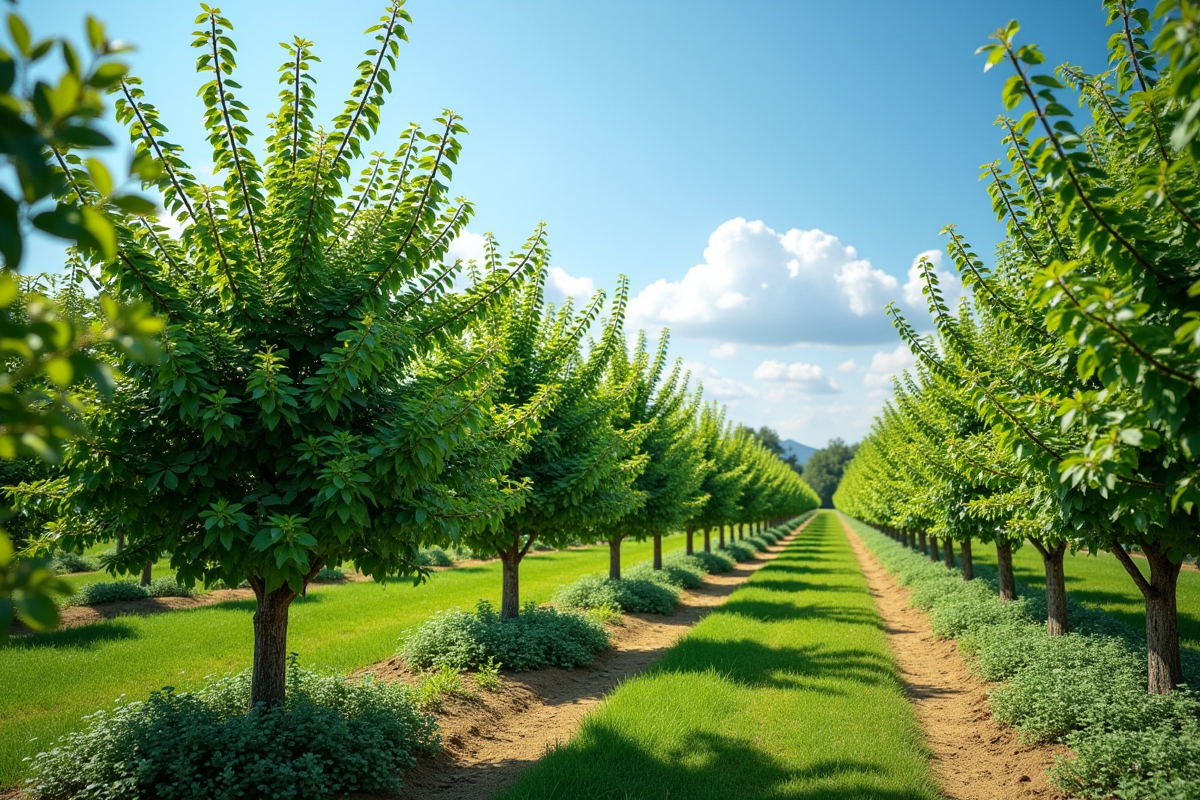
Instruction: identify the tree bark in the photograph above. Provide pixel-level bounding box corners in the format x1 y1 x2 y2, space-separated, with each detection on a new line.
704 527 711 553
609 537 622 580
140 560 153 587
719 526 725 549
1110 538 1184 694
943 538 955 569
250 582 297 707
115 531 125 554
1031 539 1068 636
930 536 940 563
996 541 1017 602
918 531 927 556
653 534 663 570
500 549 521 620
686 526 694 555
960 538 973 580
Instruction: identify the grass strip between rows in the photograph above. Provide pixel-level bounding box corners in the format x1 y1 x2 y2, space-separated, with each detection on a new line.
497 511 939 800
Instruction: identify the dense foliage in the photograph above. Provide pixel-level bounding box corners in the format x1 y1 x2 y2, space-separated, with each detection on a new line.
399 599 609 672
836 0 1200 695
802 439 858 508
554 573 681 615
26 663 437 800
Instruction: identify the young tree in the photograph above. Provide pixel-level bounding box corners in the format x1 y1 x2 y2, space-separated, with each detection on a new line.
26 3 535 705
599 332 708 578
459 268 646 618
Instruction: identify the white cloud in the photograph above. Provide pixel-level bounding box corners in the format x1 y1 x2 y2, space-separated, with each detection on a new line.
629 218 954 347
902 249 963 308
683 360 757 402
709 342 738 359
545 266 596 305
445 230 488 265
863 344 916 389
752 359 839 396
836 359 857 373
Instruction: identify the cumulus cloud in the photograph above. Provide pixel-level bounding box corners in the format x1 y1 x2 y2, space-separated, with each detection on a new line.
836 359 857 373
545 266 596 305
752 359 839 395
902 249 962 308
863 344 916 389
445 230 488 265
710 342 738 359
683 361 757 402
629 218 961 347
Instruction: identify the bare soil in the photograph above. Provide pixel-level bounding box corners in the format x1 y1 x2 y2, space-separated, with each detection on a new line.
839 519 1066 800
360 523 813 800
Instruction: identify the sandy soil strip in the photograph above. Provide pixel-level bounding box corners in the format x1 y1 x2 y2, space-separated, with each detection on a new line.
360 522 814 800
839 518 1065 800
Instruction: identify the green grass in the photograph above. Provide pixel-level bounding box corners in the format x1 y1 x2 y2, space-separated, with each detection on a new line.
0 536 682 787
496 512 938 800
57 558 177 592
964 540 1200 653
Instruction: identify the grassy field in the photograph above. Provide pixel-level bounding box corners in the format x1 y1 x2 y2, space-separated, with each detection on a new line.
497 512 938 800
962 540 1200 653
1 537 682 787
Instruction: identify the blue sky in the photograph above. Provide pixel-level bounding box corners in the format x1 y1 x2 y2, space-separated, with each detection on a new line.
26 0 1110 447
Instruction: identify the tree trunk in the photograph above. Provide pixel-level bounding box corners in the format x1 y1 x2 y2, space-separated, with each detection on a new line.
250 583 296 707
609 537 621 580
930 536 940 563
140 560 153 586
1032 539 1068 636
499 549 521 620
686 526 694 555
918 531 927 556
907 531 916 550
719 526 725 549
115 531 125 554
996 541 1016 602
943 538 955 569
1111 539 1184 694
653 534 663 570
704 527 711 553
960 538 973 580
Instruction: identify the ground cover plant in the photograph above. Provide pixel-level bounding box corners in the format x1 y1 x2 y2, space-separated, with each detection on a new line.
25 662 437 800
553 573 680 615
399 599 609 671
0 536 679 786
497 512 939 800
846 515 1200 799
60 577 194 608
719 540 757 563
625 557 705 590
686 549 735 574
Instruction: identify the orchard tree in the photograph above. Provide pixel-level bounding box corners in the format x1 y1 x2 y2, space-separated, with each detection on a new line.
599 331 708 578
689 406 749 553
24 3 536 704
465 273 647 618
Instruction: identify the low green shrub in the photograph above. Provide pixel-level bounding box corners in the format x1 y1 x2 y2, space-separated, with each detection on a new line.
744 536 770 552
50 551 100 574
61 577 195 607
314 566 346 581
414 664 476 709
846 516 1200 799
687 549 735 574
400 600 610 672
720 541 757 562
625 559 705 590
554 573 680 615
416 546 453 567
26 663 437 800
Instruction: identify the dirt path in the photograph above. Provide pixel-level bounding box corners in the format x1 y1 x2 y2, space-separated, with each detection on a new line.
839 518 1064 800
363 522 813 800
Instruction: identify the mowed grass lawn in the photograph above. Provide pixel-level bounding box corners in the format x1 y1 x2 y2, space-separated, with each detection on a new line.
0 537 681 787
497 511 939 800
965 540 1200 653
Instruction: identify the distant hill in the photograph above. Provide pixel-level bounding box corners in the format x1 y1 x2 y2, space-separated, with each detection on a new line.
780 439 817 466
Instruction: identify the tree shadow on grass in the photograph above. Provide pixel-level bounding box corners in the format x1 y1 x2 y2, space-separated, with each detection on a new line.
8 619 140 650
716 597 885 630
500 724 934 800
652 637 901 694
